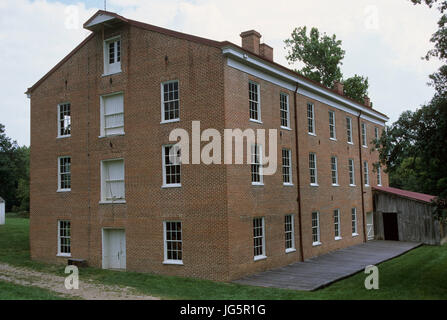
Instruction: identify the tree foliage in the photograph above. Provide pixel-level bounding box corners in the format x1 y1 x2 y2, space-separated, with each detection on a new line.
0 123 29 212
343 75 369 103
284 26 345 88
284 26 369 102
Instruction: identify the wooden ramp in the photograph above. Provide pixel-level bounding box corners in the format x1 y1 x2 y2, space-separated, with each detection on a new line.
233 241 421 291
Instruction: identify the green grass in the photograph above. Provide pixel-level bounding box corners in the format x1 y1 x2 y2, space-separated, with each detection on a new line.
0 280 66 300
0 214 446 299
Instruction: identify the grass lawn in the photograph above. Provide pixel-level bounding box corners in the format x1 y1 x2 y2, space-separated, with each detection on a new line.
0 280 66 300
0 214 446 299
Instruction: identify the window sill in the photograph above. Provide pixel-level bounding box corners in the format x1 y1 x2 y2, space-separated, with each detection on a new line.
99 200 126 204
352 233 359 237
364 184 370 188
285 248 296 254
362 145 368 149
254 255 267 262
163 260 184 265
161 119 180 124
57 253 71 258
102 71 122 77
332 184 340 187
251 182 264 186
312 242 322 247
349 184 356 187
377 184 382 187
57 135 71 139
250 119 263 125
98 133 125 139
335 236 342 241
57 189 71 193
330 138 337 141
310 183 319 187
283 183 294 187
280 126 292 131
348 142 354 145
162 184 182 189
308 132 316 137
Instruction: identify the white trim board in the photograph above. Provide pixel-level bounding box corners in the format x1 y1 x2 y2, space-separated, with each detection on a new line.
224 49 388 126
85 14 116 28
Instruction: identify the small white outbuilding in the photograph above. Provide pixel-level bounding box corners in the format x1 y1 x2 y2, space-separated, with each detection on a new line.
0 197 5 225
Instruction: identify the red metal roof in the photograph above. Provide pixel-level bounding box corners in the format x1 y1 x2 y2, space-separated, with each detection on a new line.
373 186 436 203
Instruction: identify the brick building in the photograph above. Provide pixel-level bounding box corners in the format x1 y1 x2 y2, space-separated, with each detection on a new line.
26 11 389 281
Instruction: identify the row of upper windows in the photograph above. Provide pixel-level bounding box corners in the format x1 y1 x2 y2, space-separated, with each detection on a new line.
308 103 381 146
57 147 181 201
57 147 382 199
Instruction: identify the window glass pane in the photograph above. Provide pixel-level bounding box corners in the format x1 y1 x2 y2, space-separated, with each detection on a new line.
162 81 180 121
249 82 260 121
165 222 182 261
59 103 71 136
59 157 71 190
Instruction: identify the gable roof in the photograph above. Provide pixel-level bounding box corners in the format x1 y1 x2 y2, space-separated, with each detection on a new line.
373 186 436 204
25 10 389 121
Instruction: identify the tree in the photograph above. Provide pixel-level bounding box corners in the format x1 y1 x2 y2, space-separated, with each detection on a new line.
284 26 345 88
376 95 447 198
0 123 29 212
343 75 369 103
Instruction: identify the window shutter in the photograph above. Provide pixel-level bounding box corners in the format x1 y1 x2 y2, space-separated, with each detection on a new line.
104 94 124 135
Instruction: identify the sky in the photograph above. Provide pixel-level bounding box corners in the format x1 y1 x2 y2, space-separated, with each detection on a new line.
0 0 442 146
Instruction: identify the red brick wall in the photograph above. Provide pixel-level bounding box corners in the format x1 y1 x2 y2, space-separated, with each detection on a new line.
30 22 388 282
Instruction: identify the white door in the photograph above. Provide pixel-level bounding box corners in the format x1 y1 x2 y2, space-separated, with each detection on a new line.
102 229 126 269
366 212 374 240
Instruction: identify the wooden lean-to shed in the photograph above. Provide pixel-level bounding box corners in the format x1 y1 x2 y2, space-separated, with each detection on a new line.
0 197 5 225
373 186 446 245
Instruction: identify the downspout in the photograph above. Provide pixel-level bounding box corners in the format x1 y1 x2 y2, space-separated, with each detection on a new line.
357 112 367 242
293 83 304 261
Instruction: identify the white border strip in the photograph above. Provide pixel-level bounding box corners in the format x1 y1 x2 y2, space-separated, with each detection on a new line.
223 47 388 125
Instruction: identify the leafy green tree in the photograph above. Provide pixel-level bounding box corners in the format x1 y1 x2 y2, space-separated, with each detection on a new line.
284 26 345 87
0 124 29 212
343 75 369 103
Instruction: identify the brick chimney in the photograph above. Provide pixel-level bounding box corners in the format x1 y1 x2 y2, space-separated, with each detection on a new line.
240 30 261 55
259 43 273 61
364 96 371 108
333 81 344 95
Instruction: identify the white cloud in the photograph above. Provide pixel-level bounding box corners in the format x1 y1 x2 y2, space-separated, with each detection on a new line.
0 0 442 145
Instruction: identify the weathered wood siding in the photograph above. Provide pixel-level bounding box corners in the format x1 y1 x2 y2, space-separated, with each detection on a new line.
374 193 441 245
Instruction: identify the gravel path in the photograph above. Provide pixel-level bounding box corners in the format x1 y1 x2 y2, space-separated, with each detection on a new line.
0 263 159 300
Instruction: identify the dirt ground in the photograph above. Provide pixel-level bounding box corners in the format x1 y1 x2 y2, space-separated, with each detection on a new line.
0 263 159 300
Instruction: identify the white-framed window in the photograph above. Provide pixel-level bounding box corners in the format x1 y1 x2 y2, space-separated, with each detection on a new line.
346 117 353 144
100 92 124 137
282 148 293 185
361 122 367 147
280 93 290 129
352 208 358 236
285 214 295 252
58 156 71 191
104 36 121 75
309 152 318 186
334 209 341 240
249 81 261 122
329 110 336 140
375 127 379 141
253 217 266 260
163 221 183 264
348 159 355 186
312 212 321 245
377 165 382 186
161 80 180 123
57 220 71 257
101 159 125 203
251 144 263 185
57 103 71 137
162 145 181 187
363 161 370 186
307 103 315 135
331 156 339 186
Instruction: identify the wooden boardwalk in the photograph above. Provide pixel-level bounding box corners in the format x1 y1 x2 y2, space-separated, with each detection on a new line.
233 241 421 291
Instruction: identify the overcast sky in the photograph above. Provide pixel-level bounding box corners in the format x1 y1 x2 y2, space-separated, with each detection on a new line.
0 0 442 146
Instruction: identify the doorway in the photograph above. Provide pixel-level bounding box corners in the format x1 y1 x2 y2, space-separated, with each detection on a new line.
383 213 399 241
102 229 126 270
